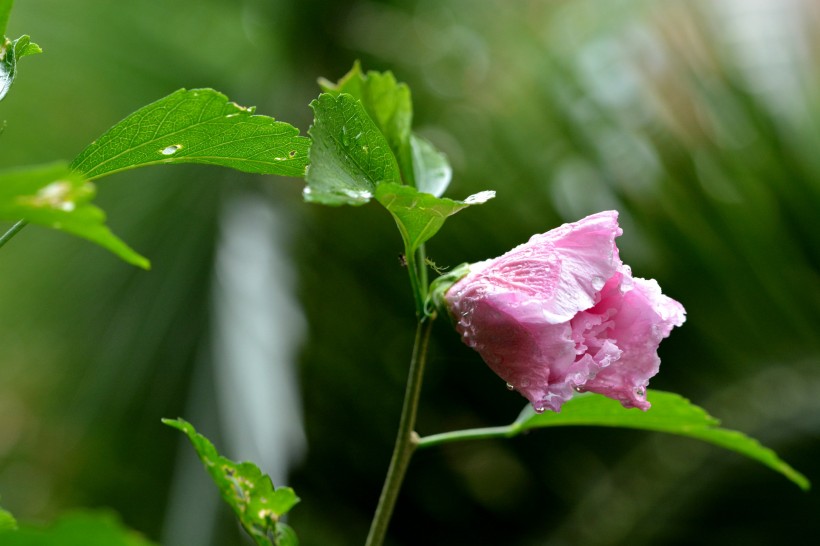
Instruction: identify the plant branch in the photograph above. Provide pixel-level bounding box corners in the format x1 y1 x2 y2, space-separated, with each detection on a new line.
365 316 435 546
416 425 519 449
403 248 424 317
0 219 27 250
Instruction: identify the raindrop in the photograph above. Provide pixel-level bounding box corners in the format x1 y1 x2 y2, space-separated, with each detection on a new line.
505 383 515 391
534 405 546 414
161 144 182 155
341 126 350 147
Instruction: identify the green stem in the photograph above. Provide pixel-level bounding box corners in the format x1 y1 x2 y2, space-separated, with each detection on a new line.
416 243 428 301
0 220 27 250
416 425 519 449
403 249 424 317
365 316 435 546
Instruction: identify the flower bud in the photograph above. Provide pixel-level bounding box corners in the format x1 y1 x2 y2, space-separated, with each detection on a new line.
444 211 685 412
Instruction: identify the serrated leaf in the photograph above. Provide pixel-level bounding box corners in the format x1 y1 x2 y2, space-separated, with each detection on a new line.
375 182 494 254
320 62 414 185
410 134 451 197
70 89 310 180
0 163 149 268
512 390 809 490
162 418 299 546
0 34 42 102
304 93 400 205
0 503 16 532
0 511 156 545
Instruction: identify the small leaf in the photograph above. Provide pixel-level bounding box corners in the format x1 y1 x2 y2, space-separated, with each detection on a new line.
0 163 149 269
0 503 16 532
513 390 809 490
70 89 310 180
274 523 299 546
163 418 299 546
13 35 41 59
304 93 400 205
375 182 494 254
410 134 451 197
0 34 42 102
0 511 156 545
320 62 414 185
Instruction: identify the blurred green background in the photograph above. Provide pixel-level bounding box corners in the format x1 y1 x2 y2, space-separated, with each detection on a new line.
1 0 818 544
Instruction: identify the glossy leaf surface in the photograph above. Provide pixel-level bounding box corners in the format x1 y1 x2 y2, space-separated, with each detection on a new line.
320 61 414 185
375 182 494 254
304 92 400 205
71 89 310 180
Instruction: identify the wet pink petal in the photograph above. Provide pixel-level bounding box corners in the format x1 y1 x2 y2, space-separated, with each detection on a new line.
445 211 685 412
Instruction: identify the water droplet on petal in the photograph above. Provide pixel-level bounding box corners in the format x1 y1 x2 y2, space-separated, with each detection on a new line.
505 383 515 391
161 144 182 155
534 405 546 414
635 386 646 398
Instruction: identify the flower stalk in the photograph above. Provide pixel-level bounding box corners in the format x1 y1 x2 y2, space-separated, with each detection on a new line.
365 315 435 546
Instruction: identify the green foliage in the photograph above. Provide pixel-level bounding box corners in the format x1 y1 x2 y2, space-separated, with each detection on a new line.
0 163 149 268
375 182 494 255
512 391 809 490
305 92 400 205
162 418 299 546
0 0 12 37
70 88 310 180
320 61 415 186
0 511 156 545
0 503 16 532
0 34 42 102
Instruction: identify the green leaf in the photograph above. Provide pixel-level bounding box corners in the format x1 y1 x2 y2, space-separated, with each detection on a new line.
0 503 16 532
513 391 810 490
274 523 299 546
1 0 13 38
1 34 42 102
0 163 149 269
375 182 494 254
304 93 400 205
70 89 310 180
163 418 299 546
0 511 156 545
410 134 451 197
320 62 414 186
417 390 809 490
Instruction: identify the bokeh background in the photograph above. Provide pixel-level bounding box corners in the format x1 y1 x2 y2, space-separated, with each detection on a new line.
1 0 818 544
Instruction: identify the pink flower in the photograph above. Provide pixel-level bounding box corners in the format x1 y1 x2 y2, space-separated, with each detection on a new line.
444 211 685 413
